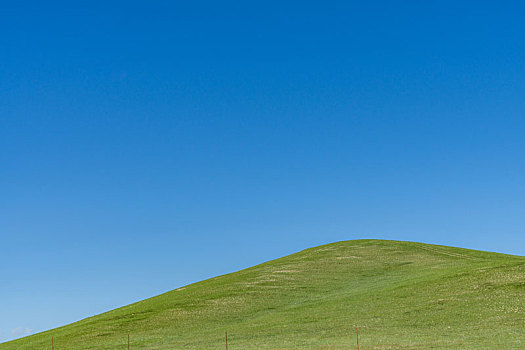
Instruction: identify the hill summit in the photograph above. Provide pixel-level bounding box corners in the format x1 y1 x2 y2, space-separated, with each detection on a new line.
3 239 525 349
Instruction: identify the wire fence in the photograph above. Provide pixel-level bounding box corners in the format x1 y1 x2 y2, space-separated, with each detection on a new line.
48 328 362 349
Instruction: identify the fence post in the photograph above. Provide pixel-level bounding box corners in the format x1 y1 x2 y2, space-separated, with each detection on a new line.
52 336 54 350
225 329 228 350
128 334 130 350
356 327 359 350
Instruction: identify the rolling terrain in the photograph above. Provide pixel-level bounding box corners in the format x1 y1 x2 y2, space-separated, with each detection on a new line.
3 239 525 349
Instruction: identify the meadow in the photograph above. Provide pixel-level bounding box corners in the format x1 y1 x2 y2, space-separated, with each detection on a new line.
2 239 525 349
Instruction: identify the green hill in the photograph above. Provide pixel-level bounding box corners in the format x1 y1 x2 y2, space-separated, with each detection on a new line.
3 239 525 349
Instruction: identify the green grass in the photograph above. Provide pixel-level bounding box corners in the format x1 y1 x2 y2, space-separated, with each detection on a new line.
3 239 525 349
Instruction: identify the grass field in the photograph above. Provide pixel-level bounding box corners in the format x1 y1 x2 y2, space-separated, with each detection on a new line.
3 239 525 349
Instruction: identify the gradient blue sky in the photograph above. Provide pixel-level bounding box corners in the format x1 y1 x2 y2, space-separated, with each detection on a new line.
2 0 525 342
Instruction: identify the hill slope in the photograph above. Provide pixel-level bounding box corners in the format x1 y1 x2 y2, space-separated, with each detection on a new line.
3 239 525 349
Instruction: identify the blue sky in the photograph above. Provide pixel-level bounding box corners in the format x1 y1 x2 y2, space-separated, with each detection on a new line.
2 0 525 342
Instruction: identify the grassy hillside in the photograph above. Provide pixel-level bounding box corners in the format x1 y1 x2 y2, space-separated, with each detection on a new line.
3 239 525 349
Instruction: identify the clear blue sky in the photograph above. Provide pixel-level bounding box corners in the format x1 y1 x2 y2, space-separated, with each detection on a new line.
2 0 525 342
